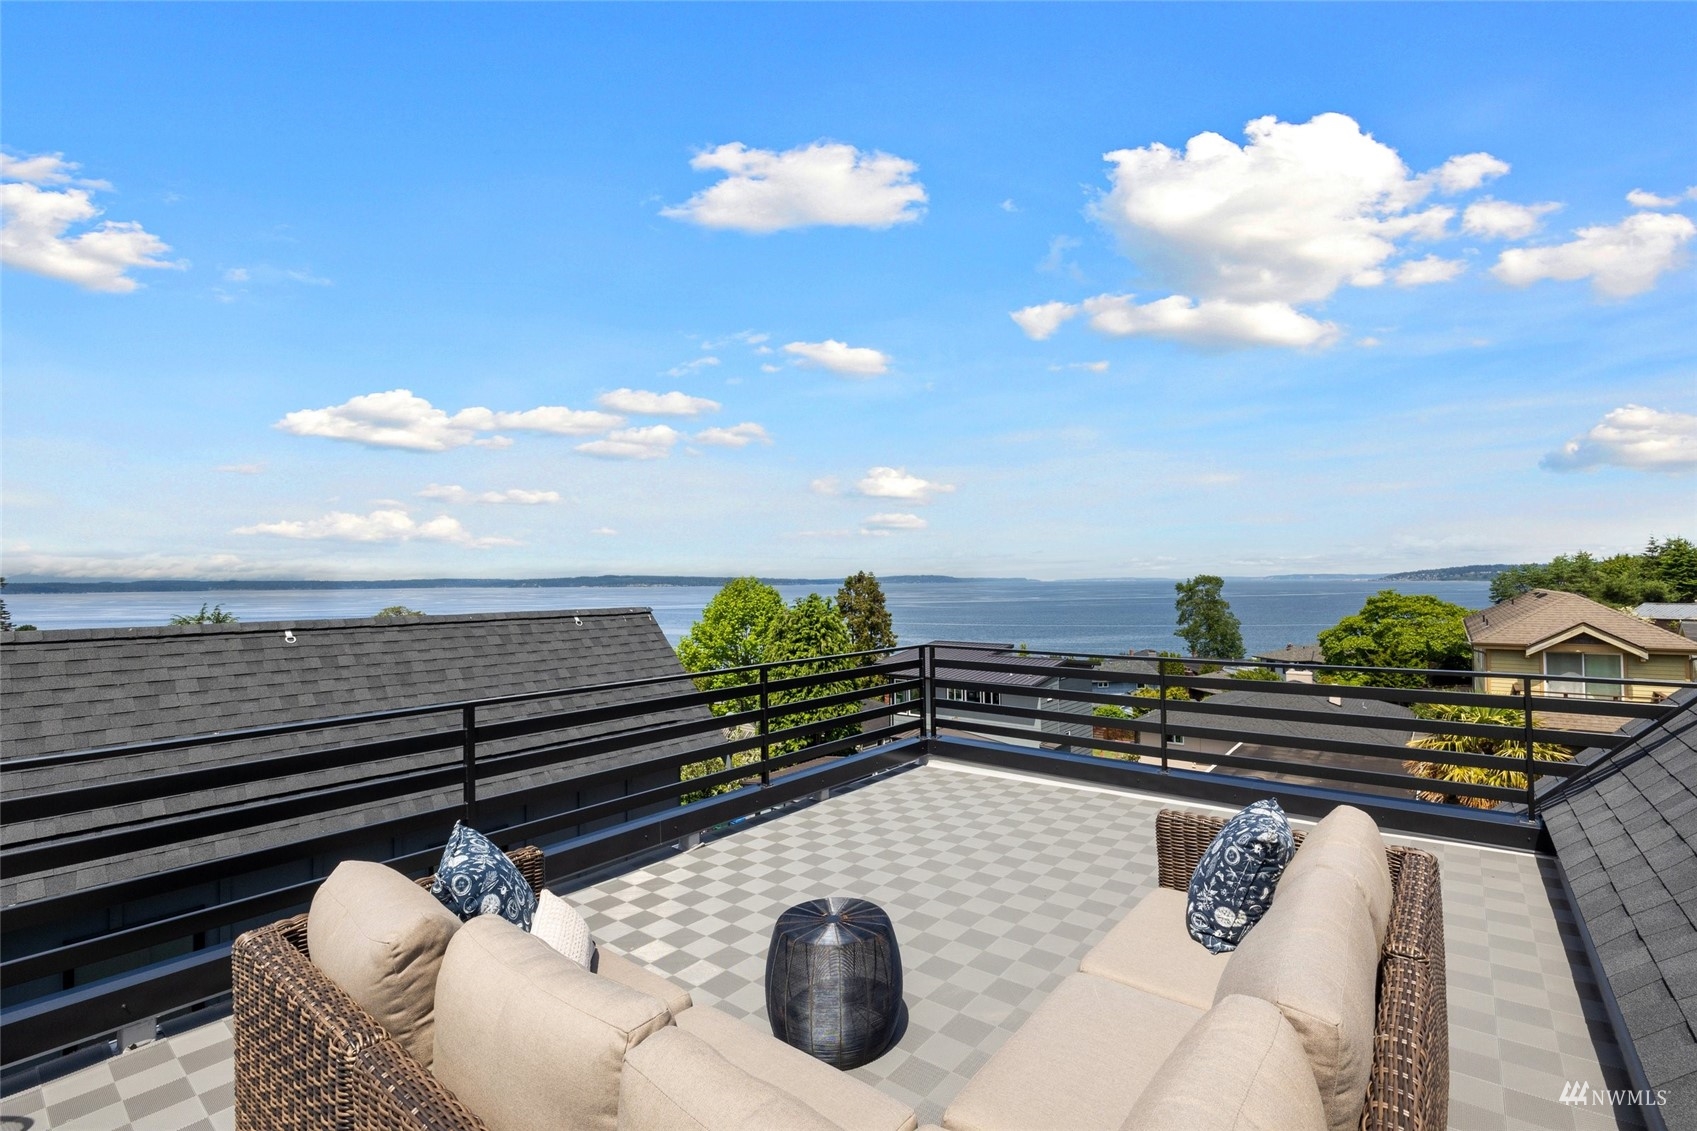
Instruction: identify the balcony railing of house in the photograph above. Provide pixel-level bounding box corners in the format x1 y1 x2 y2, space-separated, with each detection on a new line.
0 643 1688 1072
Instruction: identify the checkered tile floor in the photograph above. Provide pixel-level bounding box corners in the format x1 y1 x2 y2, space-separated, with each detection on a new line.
0 757 1646 1130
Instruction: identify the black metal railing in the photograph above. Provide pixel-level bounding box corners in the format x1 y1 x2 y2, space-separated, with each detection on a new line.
0 641 1688 1068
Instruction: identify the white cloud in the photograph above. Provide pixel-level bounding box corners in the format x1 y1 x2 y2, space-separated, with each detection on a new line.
1393 255 1467 286
215 462 264 474
784 339 890 377
1079 294 1339 349
1625 188 1696 209
418 484 562 505
224 267 250 283
590 526 618 536
277 390 623 451
1356 336 1382 348
860 512 928 535
664 356 720 377
760 363 782 373
857 466 955 504
597 388 721 416
694 422 772 447
661 141 927 232
574 425 681 460
1426 152 1511 194
810 476 841 495
1461 198 1562 240
0 549 265 579
1000 199 1019 213
1049 361 1110 373
1492 211 1696 298
1039 235 1083 276
1 151 181 293
1010 301 1078 341
1542 405 1697 473
235 508 515 547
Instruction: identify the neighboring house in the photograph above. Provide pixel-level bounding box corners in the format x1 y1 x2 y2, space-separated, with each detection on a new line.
1254 643 1324 666
892 642 1141 747
1465 589 1697 703
1635 602 1697 642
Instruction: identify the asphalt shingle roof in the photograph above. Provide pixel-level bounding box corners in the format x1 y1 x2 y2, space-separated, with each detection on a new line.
1543 687 1697 1126
1466 589 1697 655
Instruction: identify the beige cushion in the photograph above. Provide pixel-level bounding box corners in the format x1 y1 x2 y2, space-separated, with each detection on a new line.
433 916 673 1131
1121 995 1327 1131
1079 887 1232 1010
532 890 595 968
677 1005 918 1131
1282 806 1392 946
942 973 1203 1131
307 860 461 1067
1212 865 1380 1131
596 946 694 1017
619 1026 845 1131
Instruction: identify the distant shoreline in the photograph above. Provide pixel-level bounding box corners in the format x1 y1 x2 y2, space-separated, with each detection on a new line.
0 570 1507 594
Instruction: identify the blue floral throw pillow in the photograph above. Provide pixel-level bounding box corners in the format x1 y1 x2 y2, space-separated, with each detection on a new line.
430 822 536 932
1186 798 1293 954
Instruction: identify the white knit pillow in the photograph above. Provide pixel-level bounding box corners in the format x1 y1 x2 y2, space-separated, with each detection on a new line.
529 889 594 968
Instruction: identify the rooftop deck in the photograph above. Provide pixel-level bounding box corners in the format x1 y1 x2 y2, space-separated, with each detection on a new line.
0 758 1644 1131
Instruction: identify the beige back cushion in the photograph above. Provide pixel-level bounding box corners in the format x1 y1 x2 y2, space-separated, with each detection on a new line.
1213 865 1380 1131
1122 994 1327 1131
307 859 462 1067
433 915 673 1131
619 1026 844 1131
1281 805 1392 945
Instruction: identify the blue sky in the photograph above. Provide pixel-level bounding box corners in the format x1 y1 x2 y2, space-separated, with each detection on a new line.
3 3 1693 581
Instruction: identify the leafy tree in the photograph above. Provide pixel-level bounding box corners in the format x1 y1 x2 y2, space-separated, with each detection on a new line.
676 577 786 716
1402 704 1572 809
1126 684 1192 718
836 571 897 655
376 605 424 618
765 593 862 757
1229 666 1281 681
1089 703 1140 762
1173 575 1245 660
1316 591 1472 687
1489 536 1697 606
0 577 11 632
1645 536 1697 602
170 603 238 625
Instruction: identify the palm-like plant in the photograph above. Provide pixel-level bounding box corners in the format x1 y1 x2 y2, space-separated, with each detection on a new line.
1403 703 1572 809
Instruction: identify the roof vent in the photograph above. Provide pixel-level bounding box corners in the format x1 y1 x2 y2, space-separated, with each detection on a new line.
1328 695 1343 707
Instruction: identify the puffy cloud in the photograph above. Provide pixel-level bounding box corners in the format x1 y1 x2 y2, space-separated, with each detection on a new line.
1625 188 1696 209
417 484 562 505
574 425 680 460
597 388 721 416
857 466 955 504
1010 301 1078 341
694 422 772 447
1462 198 1561 240
810 476 841 495
1393 255 1467 286
1542 405 1697 474
1426 152 1511 194
664 356 720 377
784 339 890 376
1 151 181 293
235 508 515 547
276 390 623 451
1492 211 1695 298
860 512 927 535
661 141 927 232
1079 294 1339 349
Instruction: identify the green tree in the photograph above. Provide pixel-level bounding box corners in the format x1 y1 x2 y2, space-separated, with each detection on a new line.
1126 684 1192 718
1489 536 1696 606
836 571 897 656
1173 575 1245 660
1403 704 1572 809
0 577 11 632
1645 536 1697 602
170 603 238 625
1089 703 1140 762
676 577 786 716
1229 666 1281 681
1316 591 1472 687
376 605 425 618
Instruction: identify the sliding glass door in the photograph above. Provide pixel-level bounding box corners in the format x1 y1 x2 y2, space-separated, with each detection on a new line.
1543 652 1624 699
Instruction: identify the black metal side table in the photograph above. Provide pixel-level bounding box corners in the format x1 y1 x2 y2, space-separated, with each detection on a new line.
765 897 904 1069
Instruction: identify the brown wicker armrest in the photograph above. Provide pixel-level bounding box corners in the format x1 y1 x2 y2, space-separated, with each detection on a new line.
1154 808 1307 890
352 1037 491 1131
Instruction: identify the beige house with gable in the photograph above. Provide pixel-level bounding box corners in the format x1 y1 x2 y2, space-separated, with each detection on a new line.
1467 588 1697 703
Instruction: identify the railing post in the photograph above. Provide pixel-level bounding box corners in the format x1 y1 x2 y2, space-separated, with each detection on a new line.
758 665 772 787
922 644 936 743
461 704 478 826
1158 664 1170 773
1522 677 1538 819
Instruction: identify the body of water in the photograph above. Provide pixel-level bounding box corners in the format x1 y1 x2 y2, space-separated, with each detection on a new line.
6 578 1493 658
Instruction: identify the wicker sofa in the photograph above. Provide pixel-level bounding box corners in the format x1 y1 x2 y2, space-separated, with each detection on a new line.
232 807 1446 1131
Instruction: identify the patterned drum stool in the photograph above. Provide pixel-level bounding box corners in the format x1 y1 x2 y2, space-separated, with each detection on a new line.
765 897 904 1069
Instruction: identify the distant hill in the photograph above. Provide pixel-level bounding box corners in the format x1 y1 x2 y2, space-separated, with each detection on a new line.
1377 564 1523 582
3 574 1025 594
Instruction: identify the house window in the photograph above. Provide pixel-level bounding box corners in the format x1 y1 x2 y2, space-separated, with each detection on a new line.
1543 653 1623 699
1092 680 1110 688
942 687 1000 706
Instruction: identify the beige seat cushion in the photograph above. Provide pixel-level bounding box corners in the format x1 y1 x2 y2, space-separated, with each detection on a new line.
1079 887 1232 1009
942 973 1203 1131
1212 865 1380 1131
307 860 462 1067
596 946 695 1017
676 1005 918 1131
1121 994 1327 1131
620 1026 844 1131
1282 805 1392 945
433 916 673 1131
